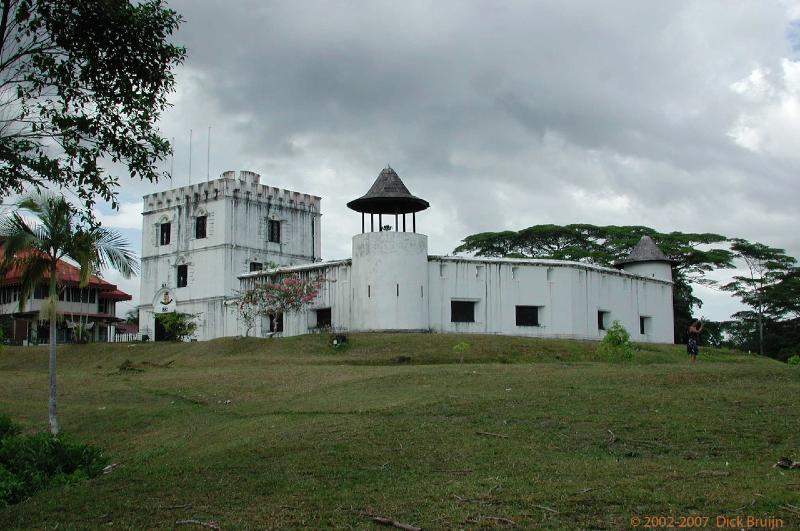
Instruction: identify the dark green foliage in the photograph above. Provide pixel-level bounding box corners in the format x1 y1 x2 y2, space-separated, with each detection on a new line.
0 416 107 506
155 312 198 341
788 355 800 366
0 0 185 214
455 224 735 342
722 241 797 359
0 415 19 440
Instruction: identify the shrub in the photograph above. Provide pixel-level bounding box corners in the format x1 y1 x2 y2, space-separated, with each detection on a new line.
453 341 471 363
0 415 19 440
0 416 107 505
598 321 634 362
155 312 199 341
788 355 800 366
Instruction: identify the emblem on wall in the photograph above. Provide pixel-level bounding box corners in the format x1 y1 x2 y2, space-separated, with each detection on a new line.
154 288 177 314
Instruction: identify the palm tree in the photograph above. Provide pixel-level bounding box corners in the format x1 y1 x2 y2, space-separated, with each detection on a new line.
0 193 137 434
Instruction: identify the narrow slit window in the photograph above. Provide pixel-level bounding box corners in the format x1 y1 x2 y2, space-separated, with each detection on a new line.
598 311 609 331
160 222 171 245
177 264 188 287
268 219 281 243
195 216 207 239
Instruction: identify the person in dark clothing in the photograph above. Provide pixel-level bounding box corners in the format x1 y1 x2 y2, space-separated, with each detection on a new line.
687 319 703 364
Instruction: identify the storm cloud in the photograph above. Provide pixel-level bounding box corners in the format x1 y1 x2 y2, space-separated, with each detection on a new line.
104 0 800 318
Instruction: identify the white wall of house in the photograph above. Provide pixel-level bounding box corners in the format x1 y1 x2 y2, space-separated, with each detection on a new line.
239 231 674 343
138 170 321 341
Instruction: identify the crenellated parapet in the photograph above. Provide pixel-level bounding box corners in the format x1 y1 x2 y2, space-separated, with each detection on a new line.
142 170 321 214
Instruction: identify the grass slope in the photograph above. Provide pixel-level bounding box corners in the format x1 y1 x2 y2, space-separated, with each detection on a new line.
0 334 798 530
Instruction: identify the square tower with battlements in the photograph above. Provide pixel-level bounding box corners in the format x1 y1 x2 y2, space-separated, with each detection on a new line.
138 170 321 340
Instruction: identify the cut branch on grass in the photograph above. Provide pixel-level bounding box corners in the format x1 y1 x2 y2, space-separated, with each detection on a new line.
775 457 800 469
467 516 517 525
364 514 422 531
532 504 558 514
694 470 730 477
175 520 221 530
476 431 509 439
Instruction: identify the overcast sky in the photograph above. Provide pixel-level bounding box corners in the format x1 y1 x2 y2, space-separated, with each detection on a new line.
94 0 800 320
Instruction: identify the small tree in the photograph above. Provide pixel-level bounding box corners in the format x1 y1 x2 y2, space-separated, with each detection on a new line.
453 341 471 363
598 321 634 361
155 312 198 341
235 273 323 336
722 239 796 357
0 193 137 434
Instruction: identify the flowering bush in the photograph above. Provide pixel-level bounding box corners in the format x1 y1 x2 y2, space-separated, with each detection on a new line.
236 273 323 336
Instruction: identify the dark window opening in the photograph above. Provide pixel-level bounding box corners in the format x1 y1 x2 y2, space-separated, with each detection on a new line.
177 264 188 287
269 313 283 333
89 289 96 303
516 305 540 327
396 283 399 297
160 222 171 245
368 285 370 297
316 308 332 328
250 262 263 272
640 316 650 335
268 219 281 243
451 301 476 323
98 298 109 314
598 311 609 331
195 216 207 239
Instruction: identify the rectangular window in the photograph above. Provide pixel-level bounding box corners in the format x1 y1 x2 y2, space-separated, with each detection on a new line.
89 289 96 303
598 310 609 331
250 262 263 272
98 298 108 314
195 216 207 239
640 316 650 335
451 300 476 323
160 222 171 245
268 219 281 243
269 313 283 333
516 305 540 327
316 308 332 328
177 264 188 288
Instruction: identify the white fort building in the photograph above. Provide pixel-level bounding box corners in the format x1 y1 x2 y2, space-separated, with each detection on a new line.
140 168 675 343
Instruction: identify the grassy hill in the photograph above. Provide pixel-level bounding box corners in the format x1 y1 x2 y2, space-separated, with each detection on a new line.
0 334 798 529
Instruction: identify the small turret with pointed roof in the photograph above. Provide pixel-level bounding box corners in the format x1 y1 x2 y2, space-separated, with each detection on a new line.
347 166 429 214
615 235 673 282
616 235 672 266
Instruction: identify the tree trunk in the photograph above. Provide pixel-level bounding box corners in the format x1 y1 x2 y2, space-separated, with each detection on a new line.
48 316 59 435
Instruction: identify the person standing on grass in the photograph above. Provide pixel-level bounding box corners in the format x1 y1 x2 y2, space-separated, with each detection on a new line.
687 319 703 364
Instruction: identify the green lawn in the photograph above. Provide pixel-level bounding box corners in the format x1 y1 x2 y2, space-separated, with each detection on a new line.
0 334 798 530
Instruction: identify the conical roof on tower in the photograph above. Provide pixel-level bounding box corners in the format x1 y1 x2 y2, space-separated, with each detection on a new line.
347 166 430 214
615 235 673 266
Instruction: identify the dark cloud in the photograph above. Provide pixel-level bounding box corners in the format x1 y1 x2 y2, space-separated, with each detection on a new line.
105 0 800 318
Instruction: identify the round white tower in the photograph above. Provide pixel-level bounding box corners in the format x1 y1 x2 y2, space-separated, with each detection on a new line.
616 235 674 282
347 167 430 331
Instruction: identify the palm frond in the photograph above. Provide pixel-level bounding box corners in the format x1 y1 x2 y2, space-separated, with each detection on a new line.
91 227 139 279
